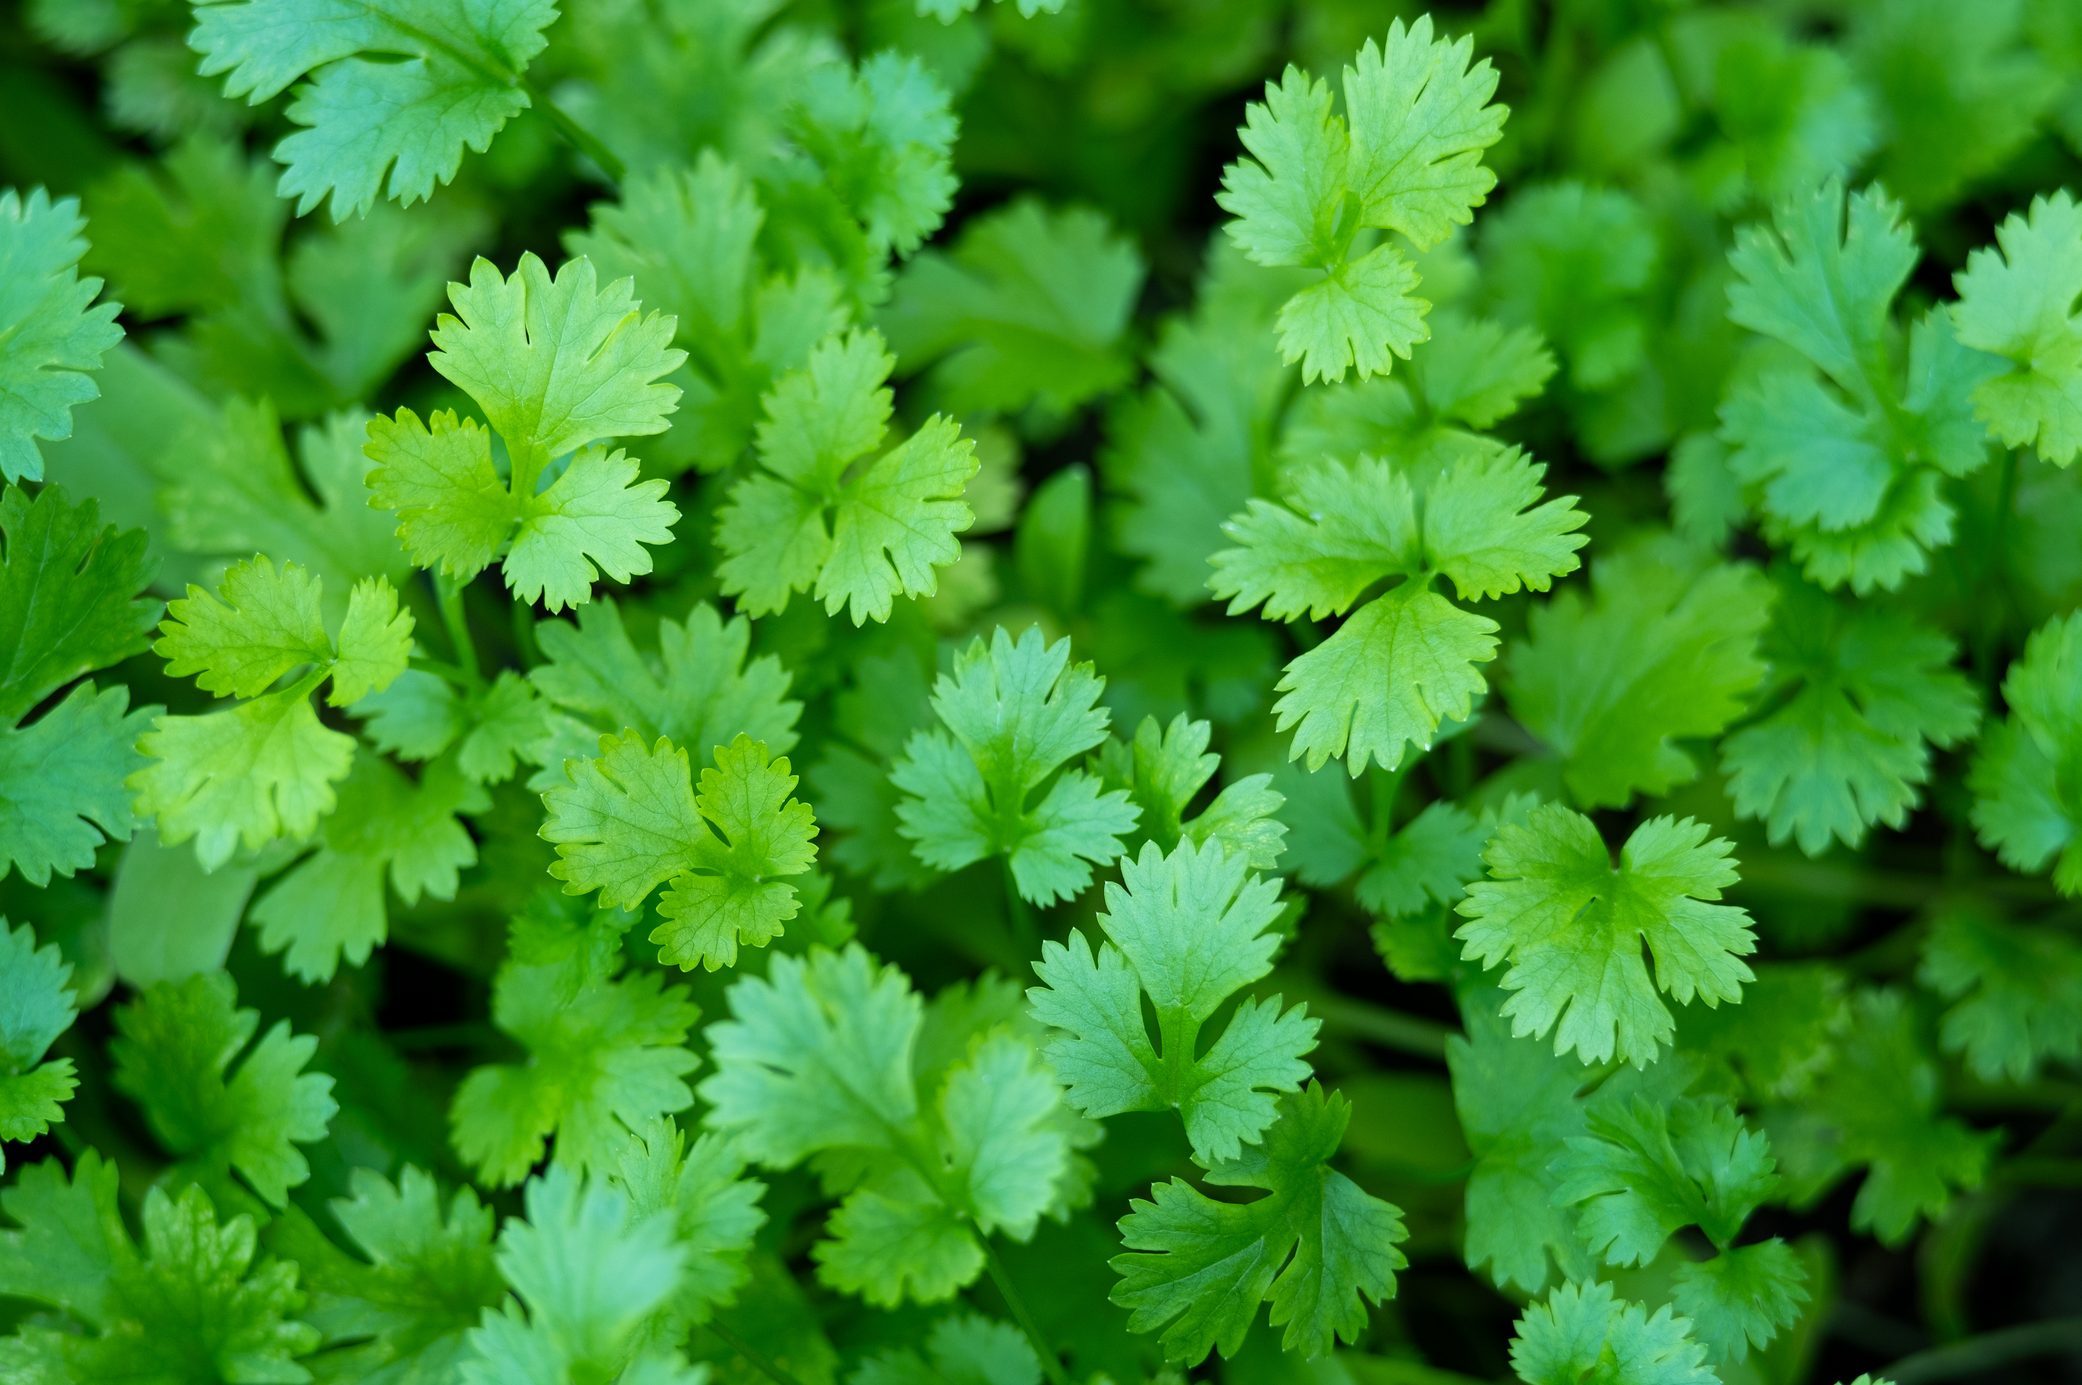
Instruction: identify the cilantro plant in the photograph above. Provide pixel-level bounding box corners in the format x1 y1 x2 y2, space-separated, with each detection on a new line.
7 2 2082 1382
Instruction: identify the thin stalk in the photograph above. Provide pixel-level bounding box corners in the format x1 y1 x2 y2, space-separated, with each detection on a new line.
407 654 472 688
1972 449 2021 693
707 1315 805 1385
1003 860 1037 956
979 1238 1074 1385
1883 1316 2082 1384
433 573 483 690
520 75 626 182
1309 993 1452 1061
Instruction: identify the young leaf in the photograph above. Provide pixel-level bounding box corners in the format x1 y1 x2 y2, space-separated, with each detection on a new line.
1919 908 2082 1082
542 731 818 971
892 626 1140 904
1456 805 1757 1067
109 971 338 1206
0 921 78 1173
1950 190 2082 465
1029 838 1317 1162
1217 17 1507 382
1111 1085 1406 1364
449 898 699 1187
0 188 124 482
1969 611 2082 894
188 0 558 220
0 1154 320 1380
0 485 158 885
1212 450 1587 775
717 327 979 624
366 253 683 611
1509 1280 1715 1385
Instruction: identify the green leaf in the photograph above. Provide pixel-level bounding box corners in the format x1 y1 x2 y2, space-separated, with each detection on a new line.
1507 541 1771 809
1722 576 1979 854
602 1117 766 1329
1672 1239 1810 1367
1095 713 1289 871
367 253 683 611
1952 189 2082 464
542 731 818 971
0 1155 320 1382
1766 990 1995 1244
189 0 558 219
250 754 487 982
1456 805 1756 1067
1918 908 2082 1083
1969 611 2082 894
1029 838 1317 1162
461 1163 696 1385
0 484 158 723
1509 1280 1715 1385
1217 17 1507 381
449 898 699 1187
2 682 155 887
718 327 979 623
109 971 338 1206
1721 181 1995 591
529 597 801 765
850 1313 1042 1385
0 189 124 482
1213 451 1586 774
282 1165 505 1385
1481 181 1658 390
883 200 1146 418
892 626 1140 904
0 920 78 1171
1111 1085 1406 1365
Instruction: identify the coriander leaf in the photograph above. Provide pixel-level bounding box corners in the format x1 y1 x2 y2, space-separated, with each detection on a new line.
461 1164 694 1385
1509 1280 1715 1385
367 253 683 611
702 948 1080 1307
188 0 557 219
783 51 959 261
0 920 78 1172
450 898 699 1187
281 1165 505 1385
1722 576 1978 854
0 487 160 887
1766 990 1995 1244
892 626 1139 904
811 648 939 892
603 1117 765 1329
250 754 488 982
542 731 818 971
1673 1239 1811 1366
1212 450 1586 775
155 555 412 707
1721 181 1995 591
717 327 978 623
529 596 801 766
1969 611 2082 893
1217 17 1507 382
1481 181 1658 391
1111 1085 1406 1364
1096 713 1288 871
131 685 357 871
850 1313 1041 1385
1507 540 1771 809
0 484 158 722
883 200 1146 419
1456 805 1757 1067
0 188 124 482
109 971 338 1206
0 1155 320 1382
1029 838 1317 1162
1918 908 2082 1083
1951 189 2082 466
1446 1002 1596 1294
567 153 848 472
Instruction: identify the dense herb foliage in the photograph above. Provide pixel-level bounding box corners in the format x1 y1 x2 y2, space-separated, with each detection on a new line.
5 1 2082 1381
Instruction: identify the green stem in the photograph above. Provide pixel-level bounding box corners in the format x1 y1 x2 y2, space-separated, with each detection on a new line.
1972 450 2021 693
706 1315 805 1385
520 75 626 182
433 573 483 691
1882 1316 2082 1384
979 1238 1074 1385
1309 993 1452 1061
1003 860 1037 956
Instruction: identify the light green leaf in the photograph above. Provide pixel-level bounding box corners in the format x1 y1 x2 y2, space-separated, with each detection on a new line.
0 188 124 482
